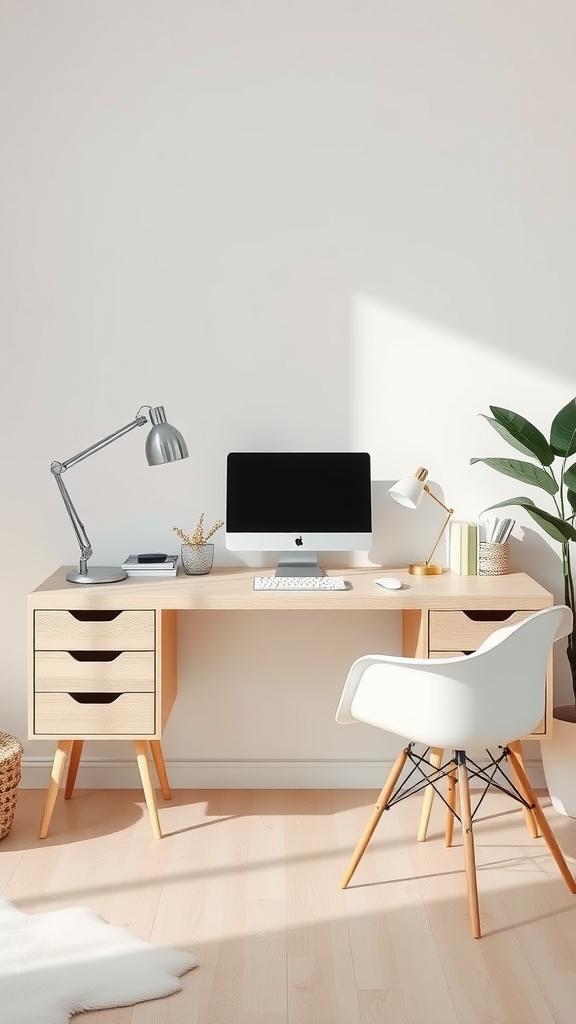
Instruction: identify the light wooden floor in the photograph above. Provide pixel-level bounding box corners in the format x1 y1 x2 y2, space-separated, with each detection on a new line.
2 785 576 1023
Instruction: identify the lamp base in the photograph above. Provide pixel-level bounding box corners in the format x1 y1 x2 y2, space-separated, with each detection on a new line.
66 566 128 584
408 561 444 576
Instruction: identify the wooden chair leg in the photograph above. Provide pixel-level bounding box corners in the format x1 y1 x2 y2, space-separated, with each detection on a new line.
507 748 576 894
341 747 408 888
39 740 73 839
508 740 540 838
64 740 84 800
149 740 171 800
417 746 444 842
457 752 481 938
445 759 458 848
134 740 162 840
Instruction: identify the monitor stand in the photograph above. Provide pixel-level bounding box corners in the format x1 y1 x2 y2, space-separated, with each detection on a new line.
275 552 325 577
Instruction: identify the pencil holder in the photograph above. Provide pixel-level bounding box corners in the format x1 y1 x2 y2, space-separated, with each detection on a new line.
478 541 510 575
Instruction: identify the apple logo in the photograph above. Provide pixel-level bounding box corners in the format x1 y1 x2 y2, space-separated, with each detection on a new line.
295 536 303 547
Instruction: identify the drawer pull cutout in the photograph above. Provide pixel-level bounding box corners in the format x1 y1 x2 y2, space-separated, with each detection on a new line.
69 611 122 622
69 693 122 704
68 651 122 662
462 611 515 622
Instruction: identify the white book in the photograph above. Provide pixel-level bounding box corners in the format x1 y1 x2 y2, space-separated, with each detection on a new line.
122 554 178 570
125 568 177 578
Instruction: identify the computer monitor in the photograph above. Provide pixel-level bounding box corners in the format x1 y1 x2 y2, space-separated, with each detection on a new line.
226 452 372 575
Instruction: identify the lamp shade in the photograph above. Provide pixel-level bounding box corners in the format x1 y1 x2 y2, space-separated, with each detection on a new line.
145 406 189 466
388 467 428 509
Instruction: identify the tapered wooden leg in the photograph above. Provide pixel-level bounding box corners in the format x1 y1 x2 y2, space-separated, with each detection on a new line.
508 740 540 838
445 759 458 848
507 748 576 894
64 740 84 800
341 747 408 888
417 747 444 842
149 740 171 800
39 740 73 839
457 752 481 938
134 741 162 839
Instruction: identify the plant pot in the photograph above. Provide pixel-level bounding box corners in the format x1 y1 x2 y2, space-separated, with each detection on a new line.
540 704 576 818
181 543 214 575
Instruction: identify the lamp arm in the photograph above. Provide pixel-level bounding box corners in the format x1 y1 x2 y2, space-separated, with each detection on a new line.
59 413 149 471
51 467 93 575
423 485 454 566
50 410 149 577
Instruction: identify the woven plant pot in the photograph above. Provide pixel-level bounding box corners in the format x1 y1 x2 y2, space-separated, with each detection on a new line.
181 543 214 575
0 732 23 840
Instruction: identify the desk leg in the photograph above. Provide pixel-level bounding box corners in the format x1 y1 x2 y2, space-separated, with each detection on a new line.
39 740 73 839
64 740 84 800
417 747 444 842
508 740 540 839
149 740 171 800
134 741 162 839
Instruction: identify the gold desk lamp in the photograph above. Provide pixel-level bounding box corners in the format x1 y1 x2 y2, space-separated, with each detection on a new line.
388 467 454 576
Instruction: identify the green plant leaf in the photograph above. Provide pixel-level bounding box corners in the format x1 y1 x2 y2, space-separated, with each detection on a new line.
550 398 576 457
482 497 576 543
481 496 537 514
479 416 536 458
489 406 555 465
563 464 576 491
524 507 576 543
568 489 576 515
470 457 558 494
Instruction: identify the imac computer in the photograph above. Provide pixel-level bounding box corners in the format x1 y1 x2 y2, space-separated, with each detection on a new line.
226 452 372 576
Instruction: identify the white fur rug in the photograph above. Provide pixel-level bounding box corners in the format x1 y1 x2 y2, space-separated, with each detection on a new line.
0 898 199 1024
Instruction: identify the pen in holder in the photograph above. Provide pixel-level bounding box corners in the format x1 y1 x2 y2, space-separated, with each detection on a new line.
478 541 510 576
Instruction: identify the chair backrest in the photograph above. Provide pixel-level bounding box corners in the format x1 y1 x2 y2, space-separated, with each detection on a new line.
335 606 573 749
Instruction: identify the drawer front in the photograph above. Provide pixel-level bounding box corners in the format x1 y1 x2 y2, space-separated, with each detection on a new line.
34 610 155 651
34 650 155 693
34 692 155 735
429 610 532 651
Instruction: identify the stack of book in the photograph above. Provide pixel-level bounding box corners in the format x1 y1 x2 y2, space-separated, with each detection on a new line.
121 555 178 578
448 522 478 575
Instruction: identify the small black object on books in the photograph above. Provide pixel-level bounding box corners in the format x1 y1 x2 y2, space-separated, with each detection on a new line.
121 554 178 576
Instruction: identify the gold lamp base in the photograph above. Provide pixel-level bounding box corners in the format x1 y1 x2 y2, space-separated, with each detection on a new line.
408 561 444 576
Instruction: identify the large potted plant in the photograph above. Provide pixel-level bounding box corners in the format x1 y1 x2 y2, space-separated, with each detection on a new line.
471 399 576 816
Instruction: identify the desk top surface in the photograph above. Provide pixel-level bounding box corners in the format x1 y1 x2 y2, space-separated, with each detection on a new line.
29 566 553 612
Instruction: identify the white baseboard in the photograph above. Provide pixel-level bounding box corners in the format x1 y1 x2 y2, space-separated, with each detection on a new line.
20 757 547 791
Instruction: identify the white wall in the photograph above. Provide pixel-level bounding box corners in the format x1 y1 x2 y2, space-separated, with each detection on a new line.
2 1 575 788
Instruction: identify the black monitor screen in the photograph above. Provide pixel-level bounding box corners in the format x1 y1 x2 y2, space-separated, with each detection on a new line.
226 452 372 533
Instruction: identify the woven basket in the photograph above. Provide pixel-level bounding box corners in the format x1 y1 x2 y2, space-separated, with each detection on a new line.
0 732 23 840
478 541 510 576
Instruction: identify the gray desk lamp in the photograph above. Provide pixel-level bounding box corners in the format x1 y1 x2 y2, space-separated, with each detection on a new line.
51 405 188 584
388 467 453 575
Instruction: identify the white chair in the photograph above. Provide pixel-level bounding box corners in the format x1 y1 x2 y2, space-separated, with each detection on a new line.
335 605 576 937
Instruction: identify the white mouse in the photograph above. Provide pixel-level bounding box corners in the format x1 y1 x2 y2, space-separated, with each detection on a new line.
374 577 402 590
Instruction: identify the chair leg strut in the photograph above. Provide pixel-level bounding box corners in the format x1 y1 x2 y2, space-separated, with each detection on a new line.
506 748 576 894
341 746 409 888
456 750 482 938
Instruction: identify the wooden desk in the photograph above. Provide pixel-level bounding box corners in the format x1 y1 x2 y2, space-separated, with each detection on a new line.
28 566 553 838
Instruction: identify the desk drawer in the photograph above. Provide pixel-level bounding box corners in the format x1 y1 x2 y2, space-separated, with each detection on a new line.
34 610 155 651
34 650 155 693
429 610 532 651
34 692 155 735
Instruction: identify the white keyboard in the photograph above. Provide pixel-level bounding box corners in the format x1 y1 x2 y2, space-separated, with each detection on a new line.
253 575 348 591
